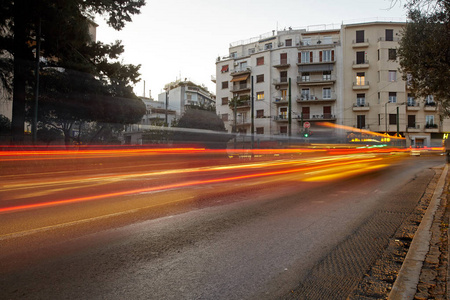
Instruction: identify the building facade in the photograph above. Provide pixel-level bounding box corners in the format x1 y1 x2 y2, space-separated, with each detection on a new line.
215 21 449 147
158 79 216 116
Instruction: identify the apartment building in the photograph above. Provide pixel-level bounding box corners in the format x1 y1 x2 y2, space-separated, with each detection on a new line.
158 79 216 116
215 20 449 147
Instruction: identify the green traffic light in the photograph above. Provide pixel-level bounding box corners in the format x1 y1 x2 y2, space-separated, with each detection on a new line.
303 133 309 138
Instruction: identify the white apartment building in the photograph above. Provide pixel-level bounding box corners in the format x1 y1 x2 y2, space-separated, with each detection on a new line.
215 20 450 147
158 79 216 116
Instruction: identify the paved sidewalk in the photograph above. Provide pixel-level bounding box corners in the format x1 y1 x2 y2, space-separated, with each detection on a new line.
388 163 449 300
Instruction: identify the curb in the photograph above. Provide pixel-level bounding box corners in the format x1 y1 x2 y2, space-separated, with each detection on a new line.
388 164 448 300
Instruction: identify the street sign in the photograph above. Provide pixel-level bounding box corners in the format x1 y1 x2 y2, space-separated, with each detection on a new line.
303 122 310 129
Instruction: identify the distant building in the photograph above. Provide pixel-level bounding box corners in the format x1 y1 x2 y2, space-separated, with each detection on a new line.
158 79 216 116
215 19 450 147
123 97 176 144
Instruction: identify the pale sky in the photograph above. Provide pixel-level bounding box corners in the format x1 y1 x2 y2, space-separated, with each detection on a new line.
95 0 407 99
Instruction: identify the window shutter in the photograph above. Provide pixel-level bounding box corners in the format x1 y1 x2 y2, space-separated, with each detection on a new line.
310 52 313 62
319 51 322 62
331 50 334 61
298 52 302 63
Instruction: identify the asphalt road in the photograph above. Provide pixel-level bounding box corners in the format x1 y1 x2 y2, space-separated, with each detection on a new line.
0 151 445 299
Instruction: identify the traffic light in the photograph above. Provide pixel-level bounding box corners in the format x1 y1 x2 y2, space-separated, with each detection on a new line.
303 132 309 138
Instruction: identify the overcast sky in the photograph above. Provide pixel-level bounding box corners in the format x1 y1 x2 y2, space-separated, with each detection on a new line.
95 0 407 99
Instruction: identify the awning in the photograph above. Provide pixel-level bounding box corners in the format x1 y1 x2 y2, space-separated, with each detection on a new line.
298 64 334 73
221 65 229 73
230 74 249 82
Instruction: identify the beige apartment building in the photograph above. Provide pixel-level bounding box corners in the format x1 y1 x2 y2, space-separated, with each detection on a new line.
215 20 449 147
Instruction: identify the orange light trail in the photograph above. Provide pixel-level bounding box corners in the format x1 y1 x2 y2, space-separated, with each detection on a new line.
0 157 383 214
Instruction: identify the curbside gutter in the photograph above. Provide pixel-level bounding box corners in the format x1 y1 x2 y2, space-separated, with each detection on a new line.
388 164 448 300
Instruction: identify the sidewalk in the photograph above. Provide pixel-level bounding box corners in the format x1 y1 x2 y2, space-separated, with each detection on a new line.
388 163 449 300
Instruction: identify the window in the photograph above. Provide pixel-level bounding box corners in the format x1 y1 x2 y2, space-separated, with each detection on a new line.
256 57 264 66
301 72 310 82
388 70 397 82
323 71 331 80
221 81 228 89
356 30 365 43
256 91 264 100
301 51 312 63
302 37 311 45
426 115 435 126
239 61 247 70
385 29 394 41
230 52 237 58
407 94 415 106
280 126 288 134
221 97 228 105
388 49 397 60
248 48 255 55
280 71 288 83
357 93 365 106
281 89 287 99
221 65 229 73
264 43 272 50
280 53 287 65
221 113 228 121
256 74 264 83
256 127 264 134
425 95 435 105
301 88 310 100
357 115 366 129
323 88 331 99
356 51 366 64
377 49 380 61
408 115 416 128
321 50 334 62
389 92 397 103
256 109 264 118
285 39 292 46
323 36 332 44
279 107 288 119
356 72 366 85
389 114 397 125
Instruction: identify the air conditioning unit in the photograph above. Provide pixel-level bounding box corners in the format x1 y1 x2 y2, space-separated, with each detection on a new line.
275 85 280 90
278 42 284 47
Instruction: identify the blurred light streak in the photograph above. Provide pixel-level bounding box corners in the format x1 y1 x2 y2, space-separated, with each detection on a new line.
303 164 389 182
318 122 406 140
0 157 383 214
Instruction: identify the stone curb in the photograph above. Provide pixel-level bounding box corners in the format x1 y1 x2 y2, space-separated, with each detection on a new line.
388 164 448 300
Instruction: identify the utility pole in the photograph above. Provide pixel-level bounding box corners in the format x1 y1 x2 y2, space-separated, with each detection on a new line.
396 106 399 137
165 91 168 126
32 17 41 144
251 76 254 149
288 78 292 137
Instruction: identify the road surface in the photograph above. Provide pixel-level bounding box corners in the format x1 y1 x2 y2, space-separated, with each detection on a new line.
0 149 444 299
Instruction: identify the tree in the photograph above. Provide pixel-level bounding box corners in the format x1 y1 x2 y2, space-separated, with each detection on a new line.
173 109 232 149
0 0 146 142
395 0 450 113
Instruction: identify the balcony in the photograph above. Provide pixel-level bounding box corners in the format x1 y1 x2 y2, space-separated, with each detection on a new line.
231 84 250 93
235 99 251 110
297 58 336 66
352 39 369 48
407 124 421 133
274 115 289 122
424 123 439 132
297 114 336 121
406 102 420 111
273 97 288 104
296 94 336 103
273 78 289 87
352 60 369 69
352 81 370 90
230 67 251 76
424 103 437 111
352 103 370 111
297 39 340 49
273 59 290 69
297 75 336 86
